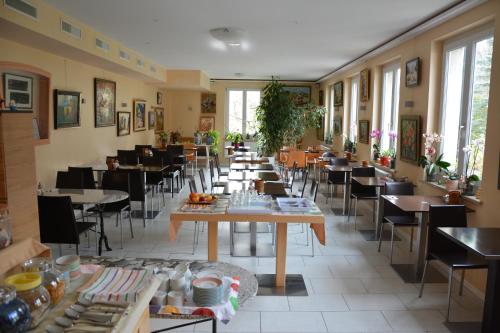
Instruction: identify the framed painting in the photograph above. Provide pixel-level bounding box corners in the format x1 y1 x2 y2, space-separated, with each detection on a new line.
94 78 116 127
54 90 80 129
360 69 370 102
333 81 343 107
117 111 130 136
283 86 311 105
199 116 215 132
406 57 421 87
148 111 156 130
157 91 163 105
400 115 421 164
201 93 216 113
319 90 324 106
333 116 342 136
3 73 33 109
154 107 164 133
133 99 146 131
358 120 369 144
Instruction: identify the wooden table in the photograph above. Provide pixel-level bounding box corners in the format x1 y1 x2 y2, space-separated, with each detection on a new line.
227 171 280 182
230 163 274 171
170 200 325 287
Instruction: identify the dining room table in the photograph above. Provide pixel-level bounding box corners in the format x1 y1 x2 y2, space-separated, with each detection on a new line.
438 227 500 333
227 170 280 182
230 163 275 171
40 188 129 255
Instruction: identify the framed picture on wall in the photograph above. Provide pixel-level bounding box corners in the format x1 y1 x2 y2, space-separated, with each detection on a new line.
148 111 156 130
333 81 343 107
94 78 116 127
157 91 163 105
358 120 369 144
406 57 421 87
283 86 311 106
155 107 164 133
400 115 421 164
360 69 370 102
319 90 324 106
201 93 216 113
3 73 33 109
133 99 146 131
54 90 80 129
333 116 342 136
199 116 215 132
117 111 131 136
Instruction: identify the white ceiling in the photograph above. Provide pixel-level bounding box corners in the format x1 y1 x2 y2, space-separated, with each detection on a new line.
45 0 457 81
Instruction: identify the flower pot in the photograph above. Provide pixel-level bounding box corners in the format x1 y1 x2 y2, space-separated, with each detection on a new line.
373 152 379 161
233 142 240 149
379 156 390 167
445 179 459 191
206 136 213 145
160 141 167 149
345 152 352 161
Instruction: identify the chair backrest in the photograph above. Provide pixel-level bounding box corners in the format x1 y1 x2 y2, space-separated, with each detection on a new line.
38 195 79 245
214 153 222 174
56 171 82 189
166 144 184 156
300 170 309 198
117 150 138 165
383 182 415 218
351 167 376 197
198 169 207 193
209 159 216 181
135 145 153 163
68 167 96 189
330 157 348 166
188 176 198 193
102 170 129 193
114 169 144 202
286 150 306 168
287 161 298 188
428 205 467 256
142 155 162 167
309 180 319 202
351 167 375 177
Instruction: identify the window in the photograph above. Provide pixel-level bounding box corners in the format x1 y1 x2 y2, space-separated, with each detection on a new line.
440 28 494 178
227 89 261 135
380 62 401 151
329 85 335 132
349 76 359 141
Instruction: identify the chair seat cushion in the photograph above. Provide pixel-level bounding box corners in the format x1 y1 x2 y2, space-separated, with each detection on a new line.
384 215 418 226
429 251 488 269
76 221 97 234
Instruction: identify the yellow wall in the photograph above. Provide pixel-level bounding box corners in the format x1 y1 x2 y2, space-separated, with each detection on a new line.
320 0 500 292
0 38 164 187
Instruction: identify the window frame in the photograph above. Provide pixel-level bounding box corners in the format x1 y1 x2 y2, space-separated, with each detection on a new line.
349 75 360 142
225 88 261 136
380 61 401 151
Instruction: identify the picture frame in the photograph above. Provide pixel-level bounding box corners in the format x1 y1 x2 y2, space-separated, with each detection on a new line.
148 111 156 130
319 90 324 106
154 107 164 133
201 93 216 113
199 116 215 132
94 78 116 127
406 57 421 87
3 73 33 109
358 120 369 144
283 86 311 105
54 89 80 129
133 99 146 131
333 116 342 136
117 111 131 137
333 81 343 107
157 91 163 105
360 69 370 102
400 115 421 164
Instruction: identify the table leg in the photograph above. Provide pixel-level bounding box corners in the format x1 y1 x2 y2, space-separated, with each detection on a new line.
342 172 350 215
250 222 257 256
97 208 112 255
375 187 382 238
275 223 287 287
208 221 218 262
415 211 428 279
483 260 500 333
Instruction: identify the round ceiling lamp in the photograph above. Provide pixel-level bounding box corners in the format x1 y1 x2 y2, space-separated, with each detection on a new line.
209 27 245 46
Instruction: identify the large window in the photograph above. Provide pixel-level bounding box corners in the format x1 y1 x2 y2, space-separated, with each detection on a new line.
380 62 401 151
440 28 493 178
349 76 359 141
227 89 261 135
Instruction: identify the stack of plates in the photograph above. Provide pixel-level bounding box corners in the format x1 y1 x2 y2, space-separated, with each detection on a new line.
192 277 223 306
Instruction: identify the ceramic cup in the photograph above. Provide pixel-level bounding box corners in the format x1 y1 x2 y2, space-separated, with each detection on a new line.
170 272 186 291
175 263 192 281
157 273 170 292
151 290 167 305
167 290 184 307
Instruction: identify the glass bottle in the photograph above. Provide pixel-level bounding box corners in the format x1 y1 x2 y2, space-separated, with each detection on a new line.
21 258 65 305
0 285 32 333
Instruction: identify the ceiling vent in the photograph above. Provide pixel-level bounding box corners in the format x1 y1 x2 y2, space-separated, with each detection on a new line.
209 27 245 46
137 59 145 68
61 19 81 39
4 0 38 20
119 49 130 61
95 38 109 52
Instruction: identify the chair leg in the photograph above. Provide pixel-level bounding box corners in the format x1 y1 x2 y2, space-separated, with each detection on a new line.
459 270 465 296
119 213 124 249
192 222 198 255
410 227 414 252
354 198 358 230
389 224 395 264
128 211 134 238
171 178 174 198
94 228 98 255
76 244 79 255
378 223 384 252
446 267 454 322
419 259 430 297
87 231 90 248
311 226 315 257
347 196 353 223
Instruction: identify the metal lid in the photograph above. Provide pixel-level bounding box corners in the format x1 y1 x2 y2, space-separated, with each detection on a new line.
0 285 16 304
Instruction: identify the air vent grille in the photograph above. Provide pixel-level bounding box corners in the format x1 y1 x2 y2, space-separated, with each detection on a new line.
61 19 81 39
95 38 109 51
137 59 145 68
4 0 38 19
119 50 130 61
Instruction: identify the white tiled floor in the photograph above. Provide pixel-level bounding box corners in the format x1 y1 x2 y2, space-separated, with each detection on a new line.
55 169 485 332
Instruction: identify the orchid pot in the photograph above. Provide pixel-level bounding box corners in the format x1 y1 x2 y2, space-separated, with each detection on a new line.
379 156 390 167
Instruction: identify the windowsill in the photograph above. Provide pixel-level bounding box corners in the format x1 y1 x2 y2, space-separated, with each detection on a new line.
419 180 482 205
369 161 396 175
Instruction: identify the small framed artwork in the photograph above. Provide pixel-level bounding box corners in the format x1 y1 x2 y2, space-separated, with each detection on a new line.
94 78 116 127
358 120 369 144
117 111 131 136
319 90 324 106
154 107 164 133
3 73 33 109
54 90 80 129
333 116 342 136
283 86 311 105
360 69 370 102
157 91 163 105
201 93 216 113
199 116 215 132
148 111 156 130
400 115 421 164
133 99 146 131
406 57 421 87
333 81 343 107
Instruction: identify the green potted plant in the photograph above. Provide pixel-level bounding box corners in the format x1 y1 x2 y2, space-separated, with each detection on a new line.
462 138 483 196
206 130 220 154
225 132 243 148
170 130 181 144
158 132 169 148
379 149 392 167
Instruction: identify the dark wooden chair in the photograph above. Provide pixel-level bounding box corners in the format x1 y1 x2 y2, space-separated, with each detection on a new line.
347 167 377 229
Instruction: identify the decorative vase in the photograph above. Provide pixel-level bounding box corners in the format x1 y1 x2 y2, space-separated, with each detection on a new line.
194 135 201 145
445 179 459 191
206 136 213 145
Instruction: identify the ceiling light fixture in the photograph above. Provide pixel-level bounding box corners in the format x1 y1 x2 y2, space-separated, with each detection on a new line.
209 27 245 46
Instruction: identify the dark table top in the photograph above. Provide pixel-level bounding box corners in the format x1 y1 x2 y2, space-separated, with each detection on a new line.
438 227 500 260
42 188 129 205
352 176 390 187
381 195 446 212
227 171 280 181
230 163 274 171
77 164 168 172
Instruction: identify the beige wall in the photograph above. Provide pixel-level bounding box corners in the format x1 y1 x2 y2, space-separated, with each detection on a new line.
0 38 163 187
320 0 500 292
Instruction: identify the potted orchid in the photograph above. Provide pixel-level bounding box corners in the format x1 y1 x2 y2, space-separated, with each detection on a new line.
388 130 397 169
418 133 450 182
462 138 484 196
370 129 381 161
